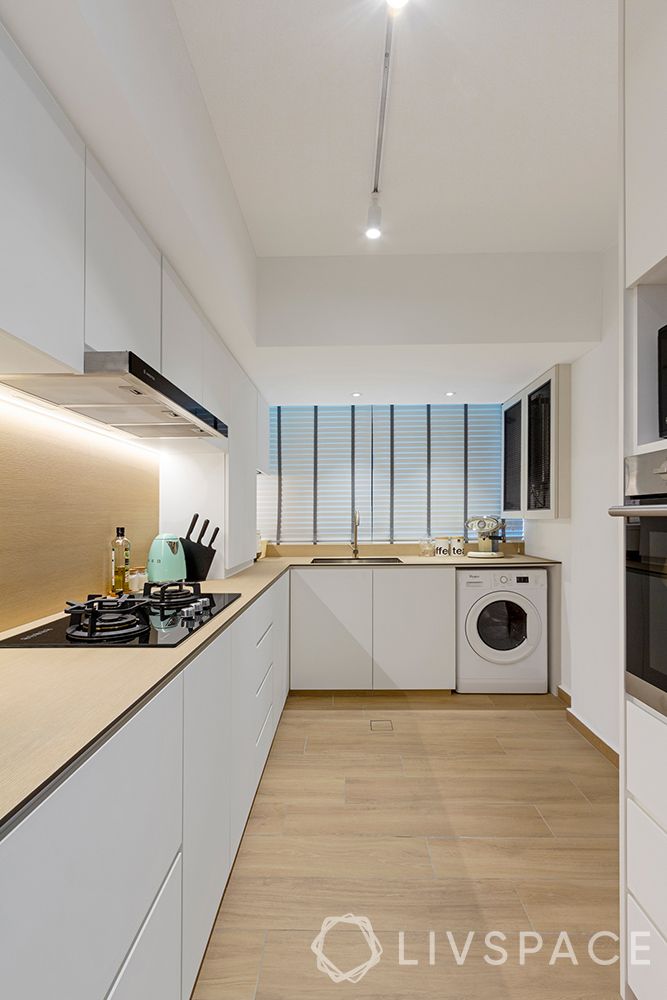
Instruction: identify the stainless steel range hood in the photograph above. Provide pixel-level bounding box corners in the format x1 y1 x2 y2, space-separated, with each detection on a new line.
0 352 228 440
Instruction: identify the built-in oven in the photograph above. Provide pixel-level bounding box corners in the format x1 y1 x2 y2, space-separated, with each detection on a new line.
610 450 667 717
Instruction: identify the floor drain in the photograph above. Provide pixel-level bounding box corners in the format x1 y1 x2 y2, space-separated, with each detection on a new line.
370 719 393 732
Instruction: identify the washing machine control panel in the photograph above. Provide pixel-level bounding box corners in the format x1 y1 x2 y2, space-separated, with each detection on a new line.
459 570 546 589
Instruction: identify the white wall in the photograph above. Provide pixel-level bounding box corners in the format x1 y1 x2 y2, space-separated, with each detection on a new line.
525 246 622 751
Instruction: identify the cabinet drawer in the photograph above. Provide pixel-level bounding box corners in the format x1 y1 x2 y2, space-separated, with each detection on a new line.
255 703 275 780
627 700 667 831
627 896 667 1000
107 855 181 1000
0 677 183 1000
628 800 667 940
254 662 274 743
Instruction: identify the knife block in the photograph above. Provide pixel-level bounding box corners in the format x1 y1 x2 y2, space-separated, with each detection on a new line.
180 537 216 581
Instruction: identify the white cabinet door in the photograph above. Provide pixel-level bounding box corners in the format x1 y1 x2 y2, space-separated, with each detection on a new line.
373 568 455 690
226 361 258 572
272 573 290 713
107 855 182 1000
230 588 276 855
0 25 84 371
627 700 667 832
627 896 667 1000
161 259 204 401
202 323 234 427
257 392 270 474
290 569 373 690
625 0 667 284
85 154 161 368
182 630 232 999
0 676 183 1000
627 800 667 942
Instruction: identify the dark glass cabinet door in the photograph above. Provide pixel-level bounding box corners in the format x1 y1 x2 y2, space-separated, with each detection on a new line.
503 401 522 512
527 380 552 511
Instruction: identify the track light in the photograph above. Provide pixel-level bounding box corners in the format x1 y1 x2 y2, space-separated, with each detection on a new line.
365 199 382 240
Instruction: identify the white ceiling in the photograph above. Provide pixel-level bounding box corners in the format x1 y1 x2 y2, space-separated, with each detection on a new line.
173 0 618 258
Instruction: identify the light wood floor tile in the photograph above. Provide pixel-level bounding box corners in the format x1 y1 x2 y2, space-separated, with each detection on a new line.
233 834 434 879
345 773 588 805
568 773 620 804
428 837 619 881
192 928 265 1000
516 879 620 934
536 802 619 838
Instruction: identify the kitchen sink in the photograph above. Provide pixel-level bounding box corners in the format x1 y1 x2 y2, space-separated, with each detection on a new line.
310 557 403 565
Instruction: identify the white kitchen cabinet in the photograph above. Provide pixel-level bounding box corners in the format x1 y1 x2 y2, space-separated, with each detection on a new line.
625 0 667 285
0 24 84 372
85 154 161 368
230 586 276 855
372 568 455 689
290 569 373 690
161 259 205 401
182 630 232 1000
272 573 290 712
502 365 570 520
0 676 183 1000
226 361 259 572
257 392 271 473
627 700 667 831
107 855 182 1000
202 322 234 427
627 800 667 942
627 896 667 1000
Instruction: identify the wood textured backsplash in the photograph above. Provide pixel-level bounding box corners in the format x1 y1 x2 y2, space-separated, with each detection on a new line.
0 399 159 631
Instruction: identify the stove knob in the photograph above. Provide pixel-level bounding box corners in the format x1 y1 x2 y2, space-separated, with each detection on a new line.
194 600 205 614
183 606 196 619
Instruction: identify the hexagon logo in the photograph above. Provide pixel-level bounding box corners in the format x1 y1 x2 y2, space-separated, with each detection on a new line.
311 913 383 984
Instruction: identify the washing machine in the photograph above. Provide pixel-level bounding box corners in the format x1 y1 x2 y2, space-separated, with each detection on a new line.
456 569 548 693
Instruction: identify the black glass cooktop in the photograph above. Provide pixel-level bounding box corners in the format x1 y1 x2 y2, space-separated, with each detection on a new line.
0 586 242 648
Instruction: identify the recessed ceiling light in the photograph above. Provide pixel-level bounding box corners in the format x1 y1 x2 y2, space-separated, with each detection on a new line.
351 392 362 398
365 199 382 240
387 0 409 9
445 391 456 397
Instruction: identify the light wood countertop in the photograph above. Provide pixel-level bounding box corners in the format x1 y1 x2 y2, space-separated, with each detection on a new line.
0 553 558 832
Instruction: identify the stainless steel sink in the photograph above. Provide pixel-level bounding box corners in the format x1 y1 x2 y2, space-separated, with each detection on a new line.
310 557 403 565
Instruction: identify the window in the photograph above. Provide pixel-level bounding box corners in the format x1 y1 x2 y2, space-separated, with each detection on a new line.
257 404 523 543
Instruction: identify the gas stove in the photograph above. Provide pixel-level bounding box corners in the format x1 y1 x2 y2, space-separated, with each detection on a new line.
0 582 241 648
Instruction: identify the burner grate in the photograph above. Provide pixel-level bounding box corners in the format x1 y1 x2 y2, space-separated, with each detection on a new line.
64 594 151 644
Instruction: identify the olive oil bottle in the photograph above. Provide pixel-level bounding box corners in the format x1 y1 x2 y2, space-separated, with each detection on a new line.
111 527 131 594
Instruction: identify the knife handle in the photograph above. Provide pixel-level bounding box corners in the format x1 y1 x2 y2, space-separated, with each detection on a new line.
186 513 199 540
196 518 210 544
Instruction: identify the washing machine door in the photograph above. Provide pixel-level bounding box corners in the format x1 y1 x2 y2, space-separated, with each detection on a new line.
465 591 542 665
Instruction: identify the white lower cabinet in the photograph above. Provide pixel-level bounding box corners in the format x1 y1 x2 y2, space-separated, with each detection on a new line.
372 568 455 689
290 569 373 690
0 676 183 1000
108 855 182 1000
272 573 290 712
627 896 667 1000
182 630 232 999
290 567 455 691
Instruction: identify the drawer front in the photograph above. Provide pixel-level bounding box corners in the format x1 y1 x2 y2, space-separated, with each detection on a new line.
235 587 274 649
107 855 181 1000
627 896 667 1000
627 799 667 940
627 700 667 831
255 703 275 780
0 676 183 1000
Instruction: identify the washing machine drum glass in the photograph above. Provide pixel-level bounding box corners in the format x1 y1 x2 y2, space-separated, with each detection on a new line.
477 600 527 651
466 591 542 664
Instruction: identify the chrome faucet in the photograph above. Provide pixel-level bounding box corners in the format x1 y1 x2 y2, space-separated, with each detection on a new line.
352 509 360 559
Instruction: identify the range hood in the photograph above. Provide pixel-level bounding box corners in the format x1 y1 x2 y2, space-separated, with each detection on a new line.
0 352 228 440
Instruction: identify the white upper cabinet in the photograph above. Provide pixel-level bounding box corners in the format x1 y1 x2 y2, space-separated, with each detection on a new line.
257 392 270 474
502 365 571 520
202 322 233 427
161 259 204 401
625 0 667 285
226 361 259 571
85 155 161 368
0 24 84 372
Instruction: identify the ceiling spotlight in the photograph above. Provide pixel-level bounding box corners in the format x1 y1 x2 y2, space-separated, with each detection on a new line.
351 392 362 398
365 198 382 240
387 0 409 9
445 391 456 397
